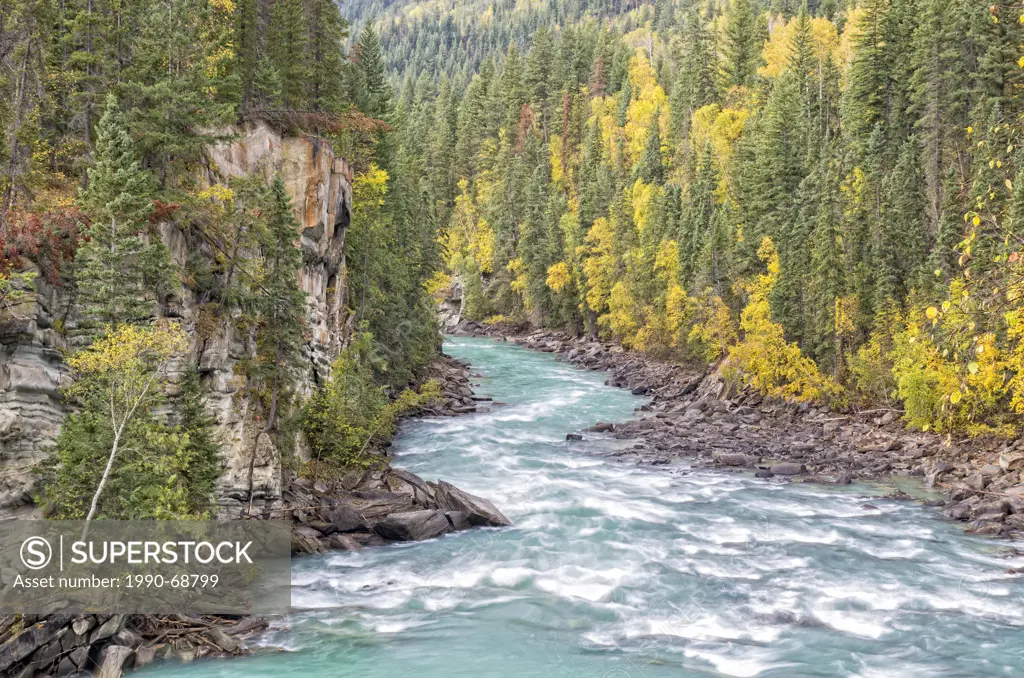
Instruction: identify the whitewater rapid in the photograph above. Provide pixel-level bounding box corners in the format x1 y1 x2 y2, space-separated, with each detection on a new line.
136 336 1024 677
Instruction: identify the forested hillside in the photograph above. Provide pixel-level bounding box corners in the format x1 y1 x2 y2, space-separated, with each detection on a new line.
346 0 1024 437
0 0 441 518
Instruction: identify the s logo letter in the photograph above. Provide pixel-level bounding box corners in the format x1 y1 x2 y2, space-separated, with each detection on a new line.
20 536 52 570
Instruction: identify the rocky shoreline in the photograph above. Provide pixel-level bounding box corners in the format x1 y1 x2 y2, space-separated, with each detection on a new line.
285 353 510 555
452 320 1024 542
0 353 511 678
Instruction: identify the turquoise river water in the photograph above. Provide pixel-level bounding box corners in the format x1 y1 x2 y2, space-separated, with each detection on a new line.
136 336 1024 677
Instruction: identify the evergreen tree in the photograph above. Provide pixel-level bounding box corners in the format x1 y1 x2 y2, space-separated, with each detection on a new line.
306 0 348 113
634 110 664 184
76 94 173 331
268 0 311 110
722 0 764 91
355 24 394 122
248 175 306 432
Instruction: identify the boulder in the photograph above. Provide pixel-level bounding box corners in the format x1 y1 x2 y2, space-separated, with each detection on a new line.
95 645 134 678
716 452 752 467
388 469 436 504
291 526 326 554
0 616 74 673
89 615 126 644
586 422 615 433
327 533 362 550
444 511 472 531
373 510 452 541
330 505 368 533
999 452 1024 472
203 627 241 654
965 472 987 492
770 462 806 476
432 481 512 527
565 433 583 441
971 500 1010 522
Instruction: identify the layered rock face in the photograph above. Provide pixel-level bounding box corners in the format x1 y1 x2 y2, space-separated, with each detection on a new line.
0 123 353 519
190 123 353 518
0 278 72 518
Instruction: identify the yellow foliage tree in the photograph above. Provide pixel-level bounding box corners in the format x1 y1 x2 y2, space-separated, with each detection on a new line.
624 51 669 166
726 237 833 402
582 217 617 315
65 321 189 524
759 14 840 80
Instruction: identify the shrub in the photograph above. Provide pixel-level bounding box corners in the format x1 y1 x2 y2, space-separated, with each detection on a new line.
302 333 441 469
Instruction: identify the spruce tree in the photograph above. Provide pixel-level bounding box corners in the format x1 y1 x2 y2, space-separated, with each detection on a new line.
268 0 311 110
722 0 763 91
76 94 173 331
307 0 348 113
634 111 664 184
249 175 306 432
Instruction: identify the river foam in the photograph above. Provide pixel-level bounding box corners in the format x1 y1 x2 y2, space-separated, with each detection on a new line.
134 336 1024 678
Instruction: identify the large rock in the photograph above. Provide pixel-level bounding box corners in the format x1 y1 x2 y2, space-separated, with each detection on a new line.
329 505 368 533
999 451 1024 471
373 510 452 541
95 645 134 678
770 462 806 476
431 481 512 527
0 615 73 673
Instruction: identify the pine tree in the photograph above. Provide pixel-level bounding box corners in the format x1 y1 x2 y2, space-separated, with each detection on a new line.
249 175 306 432
355 24 394 122
268 0 311 110
76 94 173 331
634 110 664 184
669 8 718 155
306 0 348 113
722 0 764 91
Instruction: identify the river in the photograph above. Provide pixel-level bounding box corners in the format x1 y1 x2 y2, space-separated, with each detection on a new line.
136 336 1024 677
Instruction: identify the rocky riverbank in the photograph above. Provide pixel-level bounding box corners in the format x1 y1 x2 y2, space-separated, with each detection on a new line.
285 352 510 555
0 353 511 678
452 320 1024 541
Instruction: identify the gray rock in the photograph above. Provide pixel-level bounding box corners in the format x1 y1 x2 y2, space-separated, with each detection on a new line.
754 469 774 479
770 462 806 476
432 480 512 527
389 469 436 504
716 452 751 467
586 422 615 433
89 615 126 644
203 627 240 654
71 617 94 637
445 511 472 531
95 645 134 678
330 505 368 532
291 526 327 554
971 500 1010 522
965 472 987 491
373 510 452 541
134 646 158 668
113 628 142 649
999 452 1024 471
565 433 583 441
327 533 363 550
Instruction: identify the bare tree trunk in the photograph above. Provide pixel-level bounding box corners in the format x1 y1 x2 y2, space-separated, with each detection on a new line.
84 430 121 524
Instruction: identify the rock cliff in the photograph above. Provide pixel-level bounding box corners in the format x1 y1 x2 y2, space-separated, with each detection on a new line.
0 122 353 519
